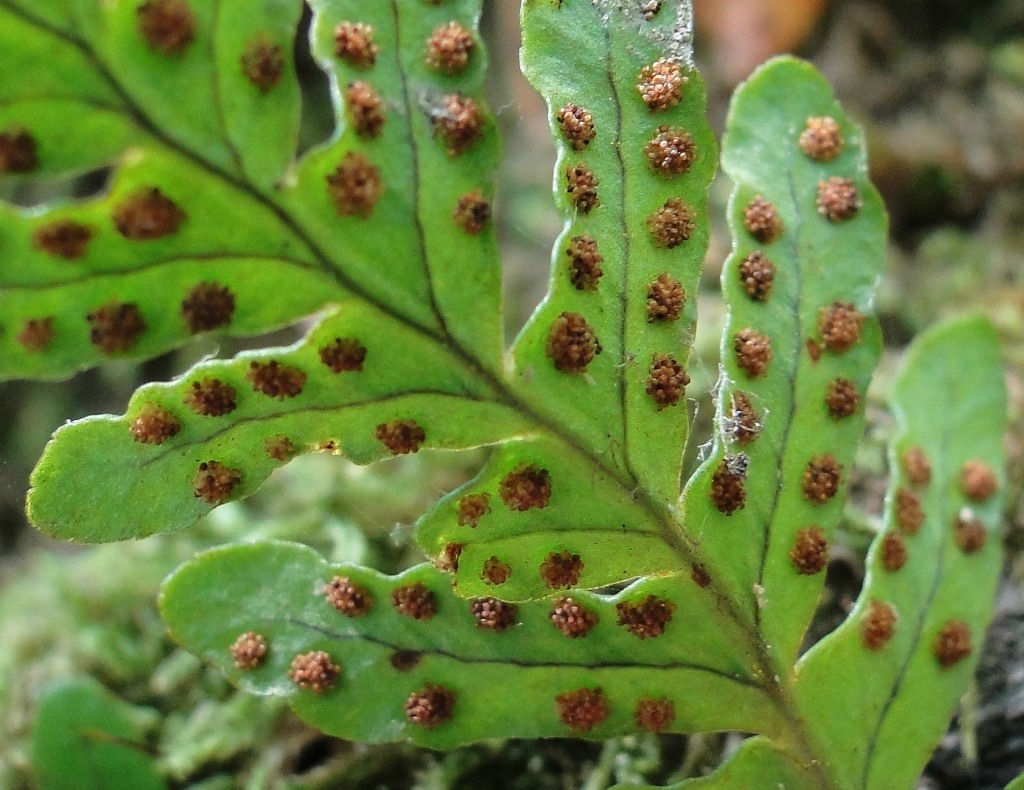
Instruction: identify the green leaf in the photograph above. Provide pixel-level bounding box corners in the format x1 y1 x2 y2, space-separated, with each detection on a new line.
31 677 166 790
792 315 1007 789
1006 775 1024 790
161 540 784 749
679 55 887 668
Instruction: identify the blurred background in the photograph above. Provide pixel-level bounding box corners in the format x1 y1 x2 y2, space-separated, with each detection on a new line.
2 1 1024 787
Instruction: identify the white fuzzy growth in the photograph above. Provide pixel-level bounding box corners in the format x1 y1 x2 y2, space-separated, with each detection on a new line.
587 0 694 66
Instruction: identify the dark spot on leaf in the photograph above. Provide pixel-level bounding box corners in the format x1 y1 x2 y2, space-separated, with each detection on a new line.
954 508 986 553
392 582 437 620
453 189 491 234
405 684 456 728
862 600 897 650
129 403 180 445
800 116 844 161
881 532 908 572
540 550 583 589
324 576 373 616
691 564 711 587
0 127 38 173
902 447 932 486
646 353 689 409
565 162 600 213
88 302 146 354
935 620 972 668
817 176 861 221
637 58 684 110
710 460 746 515
635 697 675 732
345 81 385 138
241 35 285 93
646 273 685 321
390 650 422 672
137 0 195 54
326 152 382 218
743 195 782 243
556 687 609 733
425 21 474 74
456 493 490 527
733 328 772 377
647 197 694 248
16 317 55 353
33 220 94 259
738 250 775 301
247 360 306 399
112 188 186 240
895 489 924 535
181 282 235 334
480 556 512 585
319 337 366 373
550 596 597 637
265 435 295 462
430 94 485 155
334 21 378 67
289 650 340 694
375 419 426 455
556 104 596 150
961 459 998 502
567 235 603 291
231 631 268 670
825 378 860 418
470 597 518 632
802 454 842 503
184 377 236 417
193 460 241 505
789 526 828 575
546 311 600 374
806 338 822 362
616 595 675 638
644 125 695 177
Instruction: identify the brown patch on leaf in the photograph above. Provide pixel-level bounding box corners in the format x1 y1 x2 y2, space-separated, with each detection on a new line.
113 188 186 240
727 392 762 445
452 189 491 234
137 0 195 55
862 600 897 650
806 338 822 363
895 489 924 535
550 596 598 637
644 125 696 177
265 435 295 462
540 550 583 589
33 220 94 259
319 337 366 373
647 197 694 248
733 328 772 378
430 94 485 155
961 460 998 502
637 58 684 110
557 104 596 151
324 576 373 616
346 81 385 138
0 127 38 173
567 235 604 291
546 311 600 374
902 447 932 486
193 460 241 505
436 543 463 572
326 152 382 218
790 526 828 575
635 697 675 733
565 162 600 214
16 318 55 352
390 650 422 672
375 419 426 455
742 195 782 243
799 116 844 162
471 597 518 632
646 354 689 410
425 21 475 74
392 582 437 620
710 460 746 515
881 532 908 572
247 360 306 399
817 176 861 221
616 595 676 638
181 282 235 334
556 687 609 733
405 685 456 728
334 22 378 67
802 454 842 504
935 620 972 668
480 556 512 585
129 404 180 445
954 508 987 554
825 378 860 419
88 302 146 353
231 631 268 670
691 564 711 587
289 650 340 694
241 36 285 93
819 302 863 353
646 273 685 322
738 250 775 301
457 493 491 527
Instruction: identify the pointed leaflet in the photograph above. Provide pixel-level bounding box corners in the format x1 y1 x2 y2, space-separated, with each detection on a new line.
793 316 1006 790
161 541 785 748
679 57 886 667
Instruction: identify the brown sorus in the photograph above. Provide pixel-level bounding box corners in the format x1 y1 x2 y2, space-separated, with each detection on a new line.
16 317 55 352
324 576 373 616
902 447 932 486
182 282 235 333
113 188 185 240
137 0 195 55
802 454 842 504
567 235 604 290
556 104 596 151
635 697 675 733
345 81 385 138
405 684 456 727
326 152 382 218
480 556 512 585
710 460 746 515
738 250 775 301
954 509 986 554
644 125 696 177
88 302 146 353
733 328 772 377
319 337 367 373
790 526 828 575
825 378 860 419
425 21 475 74
565 162 600 213
129 404 180 445
743 195 782 243
862 600 897 650
799 116 844 162
334 22 378 67
375 419 426 455
265 435 295 462
470 597 518 632
881 532 908 572
289 650 340 693
0 127 38 173
646 354 689 409
246 360 306 399
637 58 684 110
934 620 972 668
390 650 422 672
728 392 762 445
646 273 685 321
392 582 437 620
895 489 924 535
452 189 491 234
550 596 598 637
616 595 676 638
33 220 94 259
540 550 584 589
456 493 491 527
497 463 548 512
193 460 241 505
819 301 863 353
546 311 600 374
691 564 711 587
961 459 998 502
647 197 694 248
430 94 485 155
817 176 861 222
556 687 609 733
241 37 285 93
230 631 268 670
